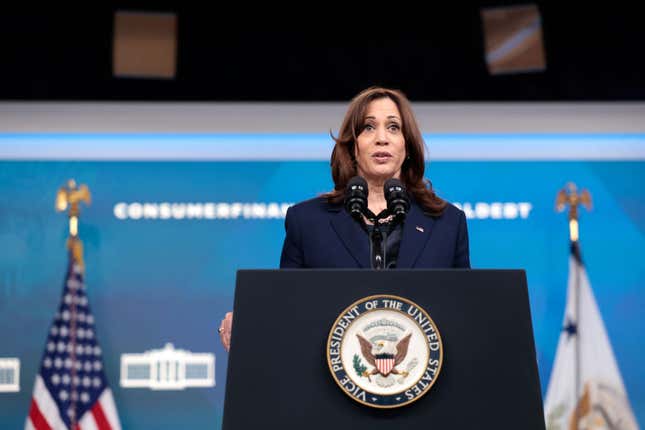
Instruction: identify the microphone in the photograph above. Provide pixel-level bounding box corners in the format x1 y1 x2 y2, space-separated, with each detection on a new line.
344 176 369 221
384 178 410 220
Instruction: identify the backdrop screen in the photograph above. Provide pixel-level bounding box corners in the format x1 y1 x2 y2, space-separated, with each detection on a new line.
0 132 643 428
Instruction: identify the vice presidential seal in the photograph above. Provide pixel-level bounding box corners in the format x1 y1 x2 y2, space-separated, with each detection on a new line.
326 295 442 409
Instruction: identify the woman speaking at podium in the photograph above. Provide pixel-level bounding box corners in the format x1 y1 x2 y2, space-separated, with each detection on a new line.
219 86 470 350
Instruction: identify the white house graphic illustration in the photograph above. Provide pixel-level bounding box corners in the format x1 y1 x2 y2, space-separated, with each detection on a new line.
120 343 215 390
0 358 20 392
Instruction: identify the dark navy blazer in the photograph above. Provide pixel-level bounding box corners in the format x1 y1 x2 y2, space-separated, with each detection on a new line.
280 197 470 269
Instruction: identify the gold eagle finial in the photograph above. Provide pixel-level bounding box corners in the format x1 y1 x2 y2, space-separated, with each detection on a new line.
55 179 91 270
555 182 592 242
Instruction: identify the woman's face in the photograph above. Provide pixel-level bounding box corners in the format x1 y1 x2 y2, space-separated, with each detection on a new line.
354 97 406 184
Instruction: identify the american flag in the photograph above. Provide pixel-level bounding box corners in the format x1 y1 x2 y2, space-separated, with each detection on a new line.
26 250 121 430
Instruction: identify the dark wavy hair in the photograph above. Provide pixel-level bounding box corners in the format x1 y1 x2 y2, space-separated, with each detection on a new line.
323 86 446 216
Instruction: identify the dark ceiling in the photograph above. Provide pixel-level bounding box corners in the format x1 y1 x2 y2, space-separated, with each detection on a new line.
1 4 643 101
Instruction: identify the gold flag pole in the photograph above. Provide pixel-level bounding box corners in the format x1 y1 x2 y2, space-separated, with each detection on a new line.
53 178 92 428
55 179 91 271
554 182 592 430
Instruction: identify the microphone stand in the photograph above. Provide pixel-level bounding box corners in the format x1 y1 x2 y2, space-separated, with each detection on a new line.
363 208 391 270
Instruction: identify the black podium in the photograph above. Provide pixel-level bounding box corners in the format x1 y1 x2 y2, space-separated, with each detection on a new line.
222 269 545 430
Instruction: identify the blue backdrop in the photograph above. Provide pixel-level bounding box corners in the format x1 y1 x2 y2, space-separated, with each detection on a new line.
0 135 643 428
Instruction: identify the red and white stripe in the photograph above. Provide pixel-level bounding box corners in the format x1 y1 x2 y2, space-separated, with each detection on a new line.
25 376 66 430
376 358 395 375
25 376 121 430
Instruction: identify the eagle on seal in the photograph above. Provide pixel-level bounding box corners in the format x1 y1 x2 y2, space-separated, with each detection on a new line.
356 333 412 378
